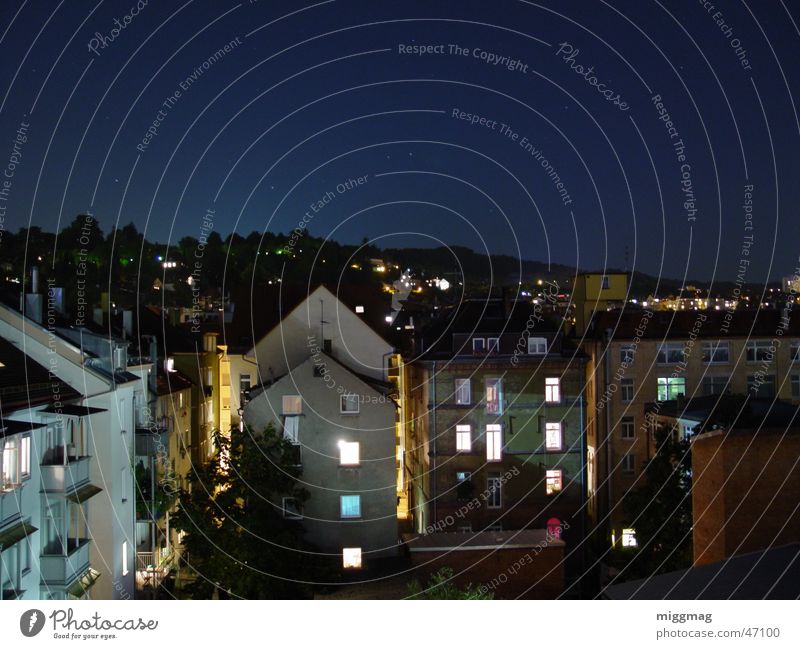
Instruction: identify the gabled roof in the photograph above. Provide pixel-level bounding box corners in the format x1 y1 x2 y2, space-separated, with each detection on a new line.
223 283 392 354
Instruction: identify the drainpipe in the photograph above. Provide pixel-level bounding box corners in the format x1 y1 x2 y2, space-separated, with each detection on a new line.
431 360 437 532
603 332 613 541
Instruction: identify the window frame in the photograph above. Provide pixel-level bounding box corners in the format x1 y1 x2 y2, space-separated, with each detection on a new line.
619 344 635 365
454 378 471 405
282 497 303 520
339 441 360 466
283 415 300 443
792 374 800 399
622 453 635 475
472 337 486 354
485 378 503 415
620 417 635 440
702 375 728 396
601 275 610 289
282 395 302 415
486 473 502 509
620 378 634 403
657 342 685 365
340 494 362 519
340 394 360 414
487 337 500 354
455 425 472 452
486 424 503 461
790 340 800 363
657 376 687 401
528 336 547 355
702 341 730 364
544 377 561 403
545 469 562 495
545 422 563 451
342 547 362 569
746 340 773 363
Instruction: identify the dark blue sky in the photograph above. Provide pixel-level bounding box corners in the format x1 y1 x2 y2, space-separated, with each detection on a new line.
0 0 798 283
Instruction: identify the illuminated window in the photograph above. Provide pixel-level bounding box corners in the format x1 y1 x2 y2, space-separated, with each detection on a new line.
355 305 365 314
657 377 686 401
545 377 560 403
455 425 471 452
546 517 563 540
282 395 302 414
622 453 635 475
339 441 360 466
545 422 562 450
20 435 30 479
486 424 503 461
621 417 635 439
1 437 20 488
546 469 562 495
621 378 634 402
342 547 362 569
622 528 637 547
340 495 361 518
486 473 502 508
456 471 472 483
472 338 486 353
454 378 471 405
239 374 251 405
283 416 299 443
528 337 547 354
340 394 360 414
487 337 499 354
122 541 129 576
485 378 503 414
282 497 302 519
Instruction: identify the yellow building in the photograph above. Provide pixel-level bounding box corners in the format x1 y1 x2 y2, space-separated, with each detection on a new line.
571 273 629 335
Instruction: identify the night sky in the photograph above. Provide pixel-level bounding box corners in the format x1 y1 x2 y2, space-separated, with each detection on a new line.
1 0 798 283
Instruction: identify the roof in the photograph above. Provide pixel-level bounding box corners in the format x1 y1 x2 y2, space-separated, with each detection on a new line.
0 418 46 439
0 336 82 416
403 529 564 552
41 404 107 417
591 308 800 340
648 395 800 431
223 283 392 354
155 368 194 395
602 544 800 599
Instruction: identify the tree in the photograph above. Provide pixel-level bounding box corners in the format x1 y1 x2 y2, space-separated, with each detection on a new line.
621 423 692 578
172 423 316 598
407 567 493 599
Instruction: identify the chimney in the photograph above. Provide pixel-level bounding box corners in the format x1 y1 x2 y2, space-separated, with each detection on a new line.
31 266 39 293
23 266 43 323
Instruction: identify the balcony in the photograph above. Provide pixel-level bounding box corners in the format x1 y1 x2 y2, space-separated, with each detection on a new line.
40 456 91 493
0 490 21 524
40 538 91 585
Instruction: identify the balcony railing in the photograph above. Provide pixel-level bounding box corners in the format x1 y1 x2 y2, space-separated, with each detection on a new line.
40 538 91 585
40 456 91 493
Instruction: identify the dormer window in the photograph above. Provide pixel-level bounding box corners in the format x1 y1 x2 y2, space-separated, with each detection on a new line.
472 338 486 354
528 337 547 354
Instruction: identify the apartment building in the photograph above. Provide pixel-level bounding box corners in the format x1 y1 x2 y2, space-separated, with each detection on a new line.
584 308 800 546
405 298 587 588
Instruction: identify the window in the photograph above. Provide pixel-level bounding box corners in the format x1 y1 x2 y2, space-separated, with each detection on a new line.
622 453 635 475
340 495 361 518
747 374 775 397
703 375 728 396
621 417 635 439
472 338 486 354
283 416 299 443
528 337 547 354
622 528 638 547
457 524 473 533
545 377 560 403
657 342 685 364
487 337 500 354
702 341 730 364
792 375 800 399
203 333 216 352
620 344 635 365
282 497 302 519
121 467 128 503
339 441 360 466
746 340 773 362
546 517 563 540
486 424 503 461
342 547 362 569
486 473 502 509
545 422 563 450
620 378 634 402
485 378 503 414
791 340 800 363
239 374 251 405
455 425 471 452
601 275 610 289
355 305 364 314
205 367 213 387
340 394 360 414
454 378 471 405
486 524 503 532
657 377 686 401
546 469 562 495
282 395 302 414
1 437 20 489
456 471 472 483
122 541 129 576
